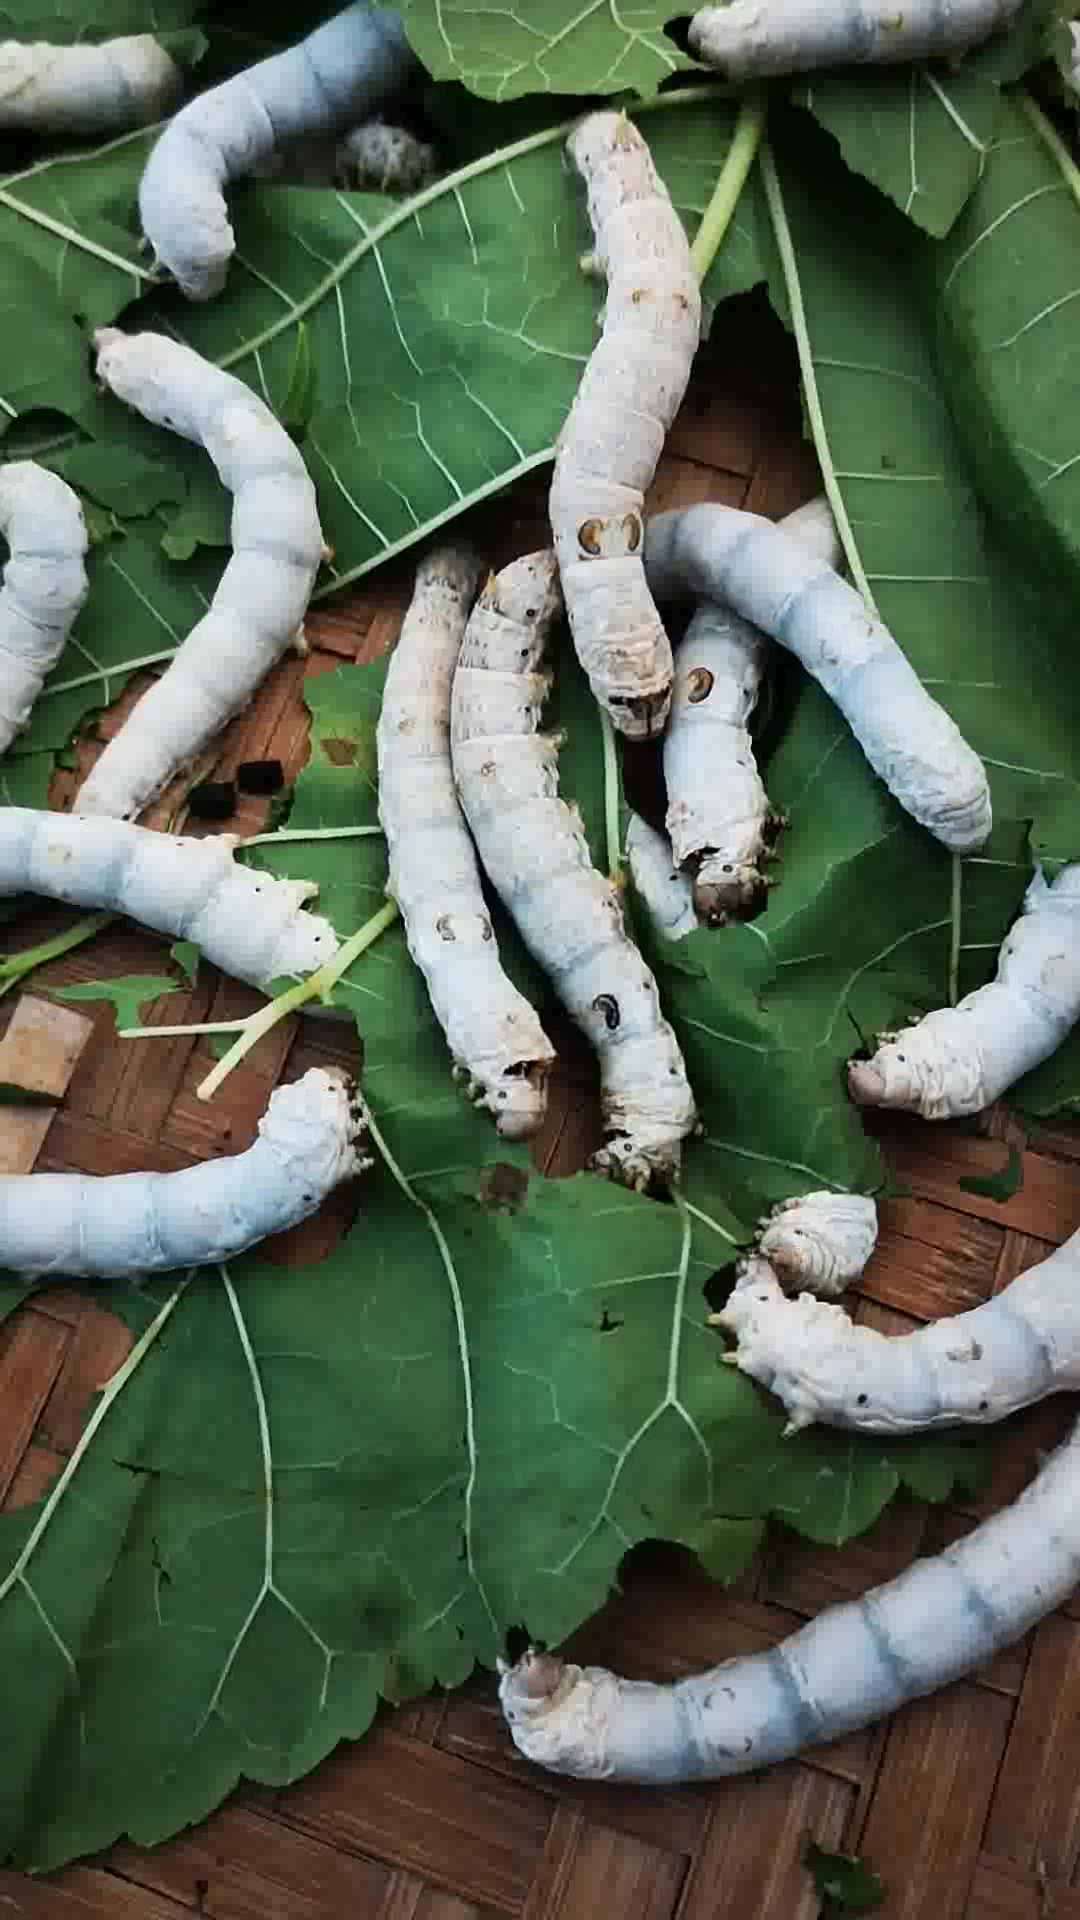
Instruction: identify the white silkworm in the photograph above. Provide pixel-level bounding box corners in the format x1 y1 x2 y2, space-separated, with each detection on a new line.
689 0 1024 78
1 1067 367 1280
0 34 184 134
498 1408 1080 1784
849 862 1080 1121
451 552 697 1190
138 4 417 301
0 462 87 757
77 329 324 822
625 811 698 943
0 808 338 988
752 1190 877 1297
550 112 701 741
715 1212 1080 1433
376 545 555 1139
665 495 841 925
644 504 992 856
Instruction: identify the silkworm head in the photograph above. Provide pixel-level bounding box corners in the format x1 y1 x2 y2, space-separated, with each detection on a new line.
847 1044 913 1108
491 1064 550 1141
693 858 768 927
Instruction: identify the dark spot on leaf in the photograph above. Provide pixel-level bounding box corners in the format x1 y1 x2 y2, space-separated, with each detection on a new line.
477 1163 529 1213
321 736 358 766
598 1308 623 1333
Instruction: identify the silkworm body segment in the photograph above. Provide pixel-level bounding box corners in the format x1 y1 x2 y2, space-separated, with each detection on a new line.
550 112 701 740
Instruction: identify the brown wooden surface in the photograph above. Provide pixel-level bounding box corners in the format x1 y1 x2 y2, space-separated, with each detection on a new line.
1 302 1079 1917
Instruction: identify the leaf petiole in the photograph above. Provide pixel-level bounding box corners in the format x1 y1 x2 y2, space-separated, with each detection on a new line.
690 88 767 282
195 896 400 1101
240 824 384 847
0 910 115 987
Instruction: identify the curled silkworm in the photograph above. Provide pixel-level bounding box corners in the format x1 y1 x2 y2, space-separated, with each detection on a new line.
0 808 338 988
752 1191 877 1297
139 4 417 301
644 503 992 855
625 811 698 943
550 111 701 741
376 545 555 1139
451 552 697 1190
0 462 87 756
78 329 324 821
2 1068 367 1280
0 33 184 134
666 495 841 926
498 1408 1080 1782
713 1217 1080 1433
689 0 1024 78
849 862 1080 1121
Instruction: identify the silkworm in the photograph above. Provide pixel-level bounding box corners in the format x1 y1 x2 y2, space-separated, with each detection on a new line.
665 495 842 926
77 329 324 822
849 862 1080 1121
753 1190 878 1297
0 808 338 988
550 111 701 741
335 118 437 191
0 462 87 757
451 552 697 1190
714 1219 1080 1433
2 1068 367 1280
376 545 555 1139
138 4 417 301
0 34 184 133
644 503 992 855
689 0 1025 78
625 811 698 943
498 1407 1080 1783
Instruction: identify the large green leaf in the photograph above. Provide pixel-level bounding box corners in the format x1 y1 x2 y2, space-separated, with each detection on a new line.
0 652 986 1870
932 89 1080 593
398 0 695 101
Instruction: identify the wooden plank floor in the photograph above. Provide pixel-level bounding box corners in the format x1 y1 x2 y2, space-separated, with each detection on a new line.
2 300 1079 1917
